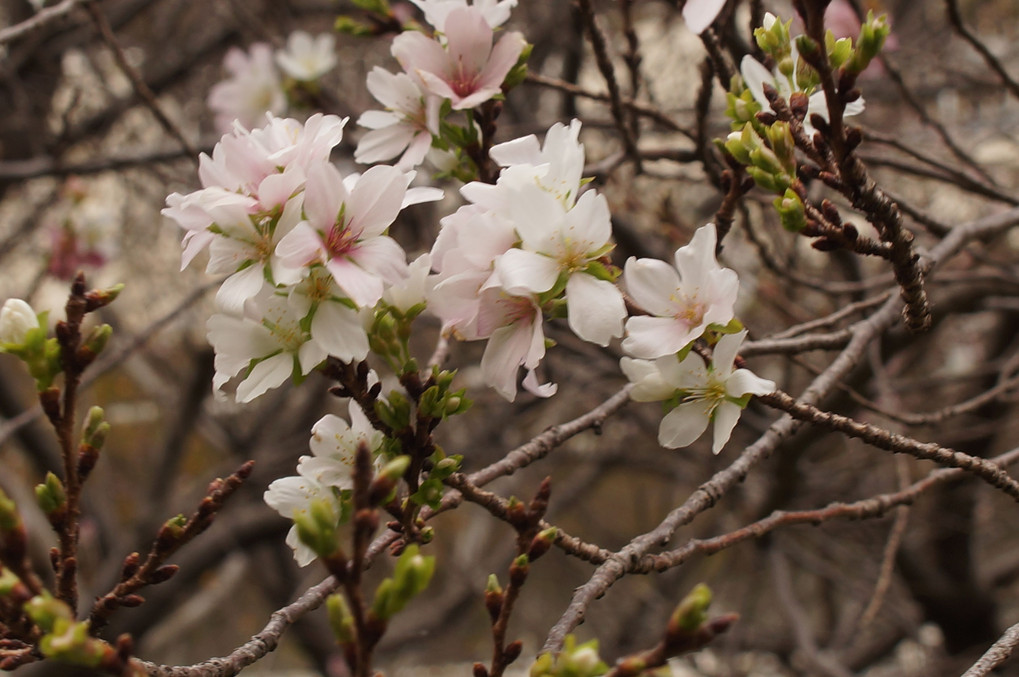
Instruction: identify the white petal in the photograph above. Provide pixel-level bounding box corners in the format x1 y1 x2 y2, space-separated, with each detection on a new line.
683 0 727 34
622 316 700 360
712 329 746 376
711 401 743 454
623 257 681 316
726 369 775 398
237 354 293 402
312 301 370 362
620 357 675 401
216 265 267 314
658 399 713 449
495 249 560 295
566 274 625 346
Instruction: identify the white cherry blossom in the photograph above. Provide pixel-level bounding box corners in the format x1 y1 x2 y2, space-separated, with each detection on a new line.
297 404 384 489
355 67 441 169
275 31 337 81
622 223 739 359
0 299 39 346
410 0 517 30
621 330 775 453
207 286 327 403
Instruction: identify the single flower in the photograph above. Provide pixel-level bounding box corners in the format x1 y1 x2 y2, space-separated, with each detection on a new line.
620 330 775 453
392 6 525 110
297 404 384 489
355 67 441 169
207 43 286 132
622 223 739 359
263 474 341 567
275 31 337 82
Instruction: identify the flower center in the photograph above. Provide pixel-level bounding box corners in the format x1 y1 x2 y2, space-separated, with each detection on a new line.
325 223 357 259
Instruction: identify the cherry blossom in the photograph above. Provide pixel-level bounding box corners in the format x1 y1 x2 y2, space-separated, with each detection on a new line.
275 31 337 82
286 267 371 364
620 330 775 453
622 223 739 359
392 6 525 110
410 0 518 30
297 405 383 489
355 67 441 169
207 286 327 403
274 163 436 308
493 188 624 346
207 43 286 132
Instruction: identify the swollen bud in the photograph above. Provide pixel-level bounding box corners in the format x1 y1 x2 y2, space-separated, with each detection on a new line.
35 473 67 516
773 189 807 232
848 11 890 75
327 593 356 644
669 583 712 633
0 299 40 347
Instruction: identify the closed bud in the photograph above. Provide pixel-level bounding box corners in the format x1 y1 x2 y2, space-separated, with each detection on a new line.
504 640 523 664
509 553 529 587
527 527 558 561
148 564 179 584
78 324 112 364
119 594 144 607
0 299 39 347
84 284 124 312
35 472 67 516
82 406 106 445
327 593 356 644
473 663 489 677
669 583 712 634
849 11 890 74
0 487 21 531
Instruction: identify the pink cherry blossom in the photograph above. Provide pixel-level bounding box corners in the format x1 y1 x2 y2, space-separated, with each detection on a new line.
274 163 439 308
392 6 525 110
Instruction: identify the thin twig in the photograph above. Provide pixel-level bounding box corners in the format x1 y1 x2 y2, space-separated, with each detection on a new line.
0 0 86 45
82 0 198 162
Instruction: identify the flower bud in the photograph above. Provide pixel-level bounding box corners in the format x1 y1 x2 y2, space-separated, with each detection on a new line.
35 472 67 516
327 593 356 644
0 299 39 347
668 582 712 633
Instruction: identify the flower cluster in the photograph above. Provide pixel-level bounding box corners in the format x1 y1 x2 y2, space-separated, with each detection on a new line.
738 13 865 136
354 0 526 169
619 224 774 452
264 404 383 566
428 120 626 400
163 114 441 402
208 31 338 132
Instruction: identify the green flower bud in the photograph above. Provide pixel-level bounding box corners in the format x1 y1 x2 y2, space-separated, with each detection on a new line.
327 593 356 644
35 472 67 516
294 499 340 559
669 583 712 633
0 487 19 531
774 189 807 232
848 11 890 74
24 593 75 632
